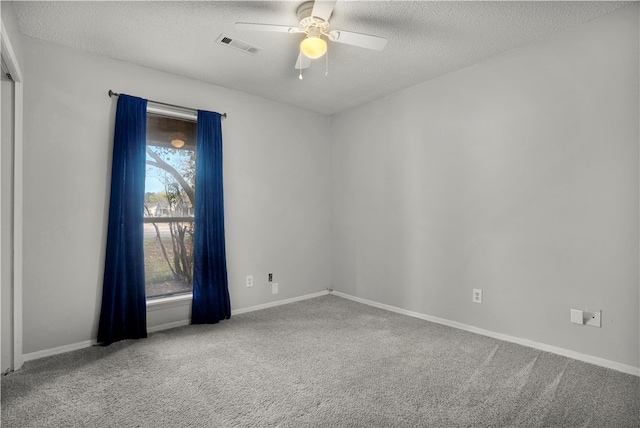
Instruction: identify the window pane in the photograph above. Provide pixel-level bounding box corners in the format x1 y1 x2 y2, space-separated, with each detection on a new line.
144 114 196 299
144 221 193 299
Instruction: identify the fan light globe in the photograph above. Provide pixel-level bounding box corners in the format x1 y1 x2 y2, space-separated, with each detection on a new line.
300 35 327 59
171 139 185 148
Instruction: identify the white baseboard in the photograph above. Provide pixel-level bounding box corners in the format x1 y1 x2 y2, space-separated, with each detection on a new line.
232 290 330 315
23 339 98 362
148 291 331 331
21 290 331 363
28 289 633 377
330 291 640 377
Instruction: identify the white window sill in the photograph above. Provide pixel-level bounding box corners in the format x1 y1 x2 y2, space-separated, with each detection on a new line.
146 293 192 311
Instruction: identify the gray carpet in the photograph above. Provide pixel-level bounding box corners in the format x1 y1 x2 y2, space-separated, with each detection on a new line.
2 295 639 427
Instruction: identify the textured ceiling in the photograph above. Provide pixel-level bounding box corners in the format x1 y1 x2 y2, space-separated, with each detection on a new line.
12 0 636 115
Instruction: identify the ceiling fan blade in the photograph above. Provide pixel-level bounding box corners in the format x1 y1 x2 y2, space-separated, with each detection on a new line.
235 22 300 34
311 0 337 22
328 30 388 51
294 52 311 70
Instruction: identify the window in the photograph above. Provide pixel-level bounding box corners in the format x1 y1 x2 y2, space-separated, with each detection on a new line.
144 113 197 299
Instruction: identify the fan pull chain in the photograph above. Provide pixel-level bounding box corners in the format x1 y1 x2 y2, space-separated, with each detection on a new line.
325 50 329 76
298 51 303 80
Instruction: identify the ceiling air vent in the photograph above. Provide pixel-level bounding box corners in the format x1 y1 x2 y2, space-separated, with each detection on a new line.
216 34 262 56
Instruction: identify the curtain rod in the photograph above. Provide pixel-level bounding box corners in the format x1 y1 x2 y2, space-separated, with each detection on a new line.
108 90 227 119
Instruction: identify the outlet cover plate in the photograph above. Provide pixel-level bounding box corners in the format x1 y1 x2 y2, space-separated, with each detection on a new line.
472 288 482 304
246 275 253 288
570 309 583 324
272 283 278 295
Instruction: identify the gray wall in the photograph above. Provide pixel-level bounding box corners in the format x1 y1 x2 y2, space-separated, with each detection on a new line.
330 5 639 368
21 37 331 354
10 3 640 370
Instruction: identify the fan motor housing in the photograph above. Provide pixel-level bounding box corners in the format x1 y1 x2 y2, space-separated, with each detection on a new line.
297 1 329 32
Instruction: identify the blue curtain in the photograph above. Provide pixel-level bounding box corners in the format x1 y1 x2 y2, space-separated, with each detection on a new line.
98 94 148 345
191 110 231 324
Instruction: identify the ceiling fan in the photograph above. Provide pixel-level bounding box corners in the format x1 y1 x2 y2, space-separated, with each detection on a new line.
235 0 388 76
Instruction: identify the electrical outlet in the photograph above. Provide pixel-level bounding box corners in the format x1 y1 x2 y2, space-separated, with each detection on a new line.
272 283 278 295
245 275 253 288
473 289 482 304
268 273 273 282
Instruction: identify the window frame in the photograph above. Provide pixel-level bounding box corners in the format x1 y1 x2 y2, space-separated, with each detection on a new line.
144 106 198 301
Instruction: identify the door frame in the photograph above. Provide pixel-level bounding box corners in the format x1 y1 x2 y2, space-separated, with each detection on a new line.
1 19 24 371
